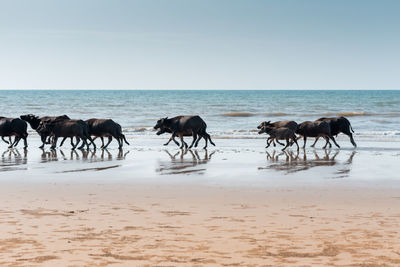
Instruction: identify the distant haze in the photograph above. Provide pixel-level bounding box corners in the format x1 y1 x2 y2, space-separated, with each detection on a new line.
0 0 399 90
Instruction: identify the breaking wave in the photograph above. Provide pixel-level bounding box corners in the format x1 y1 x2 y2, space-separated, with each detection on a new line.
220 112 256 117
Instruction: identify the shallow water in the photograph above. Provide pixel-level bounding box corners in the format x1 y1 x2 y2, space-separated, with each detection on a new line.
1 137 399 187
1 90 400 140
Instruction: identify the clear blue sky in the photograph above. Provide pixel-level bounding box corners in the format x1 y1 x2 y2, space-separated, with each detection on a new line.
0 0 399 89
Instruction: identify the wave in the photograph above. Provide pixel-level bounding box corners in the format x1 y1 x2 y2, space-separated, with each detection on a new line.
218 111 400 118
320 112 369 117
220 112 291 117
261 112 290 116
320 112 400 117
220 112 256 117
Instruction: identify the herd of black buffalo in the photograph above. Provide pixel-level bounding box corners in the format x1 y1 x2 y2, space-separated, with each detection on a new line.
0 114 356 151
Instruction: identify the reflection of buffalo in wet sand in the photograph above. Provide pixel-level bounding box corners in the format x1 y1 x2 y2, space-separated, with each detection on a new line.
1 149 28 171
156 149 215 175
154 116 215 149
260 149 356 177
40 148 129 162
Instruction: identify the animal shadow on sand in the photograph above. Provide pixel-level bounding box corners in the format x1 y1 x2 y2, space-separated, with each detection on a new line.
156 149 216 175
259 149 356 178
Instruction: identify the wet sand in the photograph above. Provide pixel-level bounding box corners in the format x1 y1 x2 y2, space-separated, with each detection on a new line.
0 137 400 266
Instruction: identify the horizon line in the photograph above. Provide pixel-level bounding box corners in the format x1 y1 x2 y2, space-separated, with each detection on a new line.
1 88 399 91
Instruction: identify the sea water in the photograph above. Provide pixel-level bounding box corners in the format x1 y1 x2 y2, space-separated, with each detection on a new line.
1 90 399 141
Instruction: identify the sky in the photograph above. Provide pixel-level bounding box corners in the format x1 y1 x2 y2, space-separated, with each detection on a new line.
0 0 399 90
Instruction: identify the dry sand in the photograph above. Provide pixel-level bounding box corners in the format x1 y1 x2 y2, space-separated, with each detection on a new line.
1 183 400 266
0 138 400 266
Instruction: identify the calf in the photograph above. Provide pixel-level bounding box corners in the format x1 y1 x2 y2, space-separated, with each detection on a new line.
258 126 299 151
315 116 356 147
156 125 192 146
296 121 340 149
257 120 298 146
154 116 215 149
85 119 130 149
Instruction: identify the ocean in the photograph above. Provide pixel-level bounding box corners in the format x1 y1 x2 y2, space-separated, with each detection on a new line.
1 90 399 141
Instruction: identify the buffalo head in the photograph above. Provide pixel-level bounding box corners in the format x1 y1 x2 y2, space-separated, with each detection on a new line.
154 117 168 130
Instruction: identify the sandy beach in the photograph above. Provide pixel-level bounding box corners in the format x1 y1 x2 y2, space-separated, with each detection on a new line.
1 183 400 266
0 137 399 266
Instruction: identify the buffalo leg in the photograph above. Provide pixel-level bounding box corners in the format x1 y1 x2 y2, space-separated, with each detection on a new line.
292 136 300 151
322 136 329 149
75 137 81 148
86 135 96 150
100 137 105 148
172 135 180 146
303 136 307 148
349 133 357 147
266 138 273 148
103 136 113 149
59 137 68 147
70 137 76 148
112 135 121 149
276 140 285 146
85 138 90 150
23 137 28 149
11 137 21 148
189 132 198 149
310 137 319 147
179 134 188 149
194 135 202 147
77 138 85 149
282 138 289 151
163 136 173 146
79 137 89 150
202 133 208 149
329 135 340 148
344 130 357 147
2 136 9 144
46 136 53 144
39 135 47 148
118 136 125 148
51 137 58 149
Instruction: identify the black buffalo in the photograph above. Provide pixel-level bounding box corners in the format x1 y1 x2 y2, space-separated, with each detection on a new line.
296 121 340 149
257 120 298 146
315 117 356 147
154 116 215 149
85 118 130 149
20 114 70 148
156 125 195 147
0 117 28 149
38 118 96 150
